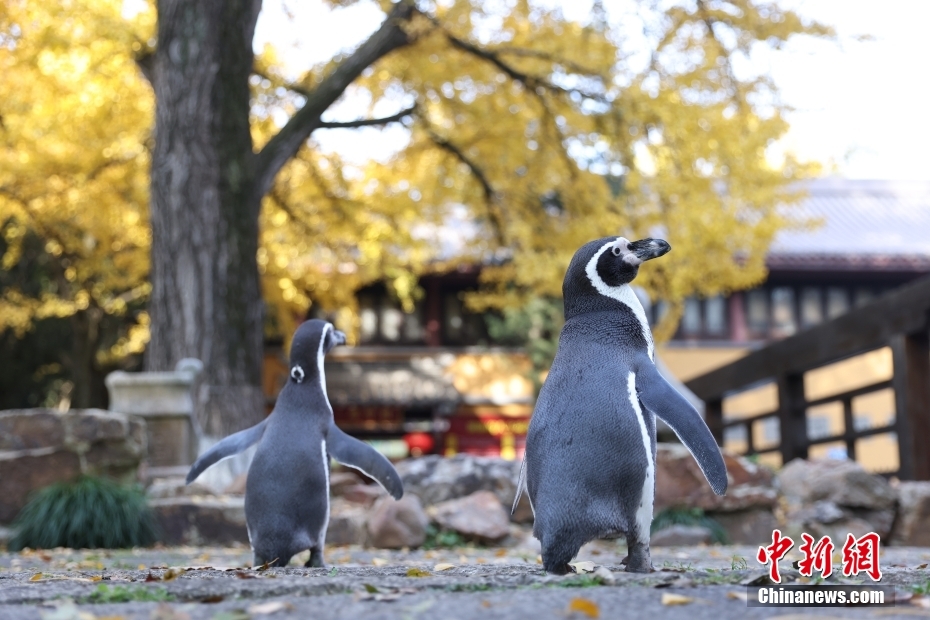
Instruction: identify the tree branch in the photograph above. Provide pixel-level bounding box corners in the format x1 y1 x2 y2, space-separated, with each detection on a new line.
426 129 506 245
441 28 609 103
317 104 416 129
253 1 422 204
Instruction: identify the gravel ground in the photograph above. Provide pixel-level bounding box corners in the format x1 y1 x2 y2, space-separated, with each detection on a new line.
1 540 929 619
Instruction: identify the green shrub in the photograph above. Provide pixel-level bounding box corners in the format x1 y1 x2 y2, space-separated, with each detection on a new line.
8 475 158 550
651 507 728 544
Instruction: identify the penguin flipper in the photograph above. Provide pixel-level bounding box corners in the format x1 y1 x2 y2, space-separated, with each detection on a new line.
326 423 404 499
185 419 268 484
635 361 728 496
511 457 527 515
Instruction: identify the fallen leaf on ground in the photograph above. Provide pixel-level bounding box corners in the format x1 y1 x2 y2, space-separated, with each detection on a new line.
592 566 615 585
144 573 159 582
911 595 930 609
495 549 507 557
247 601 294 615
199 595 224 604
727 591 748 602
161 568 187 581
661 593 693 606
233 571 256 579
363 584 379 593
254 559 277 571
567 597 600 618
917 563 928 570
568 561 597 574
30 573 43 581
433 563 455 572
371 558 388 567
406 568 430 577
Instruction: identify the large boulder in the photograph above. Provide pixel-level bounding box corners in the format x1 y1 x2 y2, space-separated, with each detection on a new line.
776 458 897 539
150 496 249 546
654 443 777 513
366 495 429 549
890 481 930 546
428 490 511 543
395 454 521 510
0 409 146 524
327 498 369 546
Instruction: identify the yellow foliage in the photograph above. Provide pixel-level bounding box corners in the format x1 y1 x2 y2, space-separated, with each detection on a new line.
0 0 154 347
3 0 830 354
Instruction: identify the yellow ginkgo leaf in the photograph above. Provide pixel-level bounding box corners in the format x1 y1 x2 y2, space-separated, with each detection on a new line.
567 597 600 618
661 593 694 606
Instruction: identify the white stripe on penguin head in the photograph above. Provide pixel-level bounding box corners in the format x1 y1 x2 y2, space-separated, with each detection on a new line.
584 238 655 360
317 323 334 414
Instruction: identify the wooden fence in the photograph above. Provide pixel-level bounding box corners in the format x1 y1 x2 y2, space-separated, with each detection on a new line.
685 275 930 480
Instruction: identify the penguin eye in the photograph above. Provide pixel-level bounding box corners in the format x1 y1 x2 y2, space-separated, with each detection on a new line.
611 246 623 257
290 365 305 383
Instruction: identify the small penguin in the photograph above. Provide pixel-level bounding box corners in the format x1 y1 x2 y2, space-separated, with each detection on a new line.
515 237 728 574
186 319 403 567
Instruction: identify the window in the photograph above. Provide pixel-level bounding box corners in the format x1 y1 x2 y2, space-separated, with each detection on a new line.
359 297 377 342
807 415 831 440
771 287 796 337
705 295 726 335
800 287 823 328
682 297 701 334
826 287 849 319
380 305 403 341
746 289 769 333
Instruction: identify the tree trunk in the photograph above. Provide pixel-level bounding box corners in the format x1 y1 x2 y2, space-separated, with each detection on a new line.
146 0 416 436
147 0 265 436
69 307 105 410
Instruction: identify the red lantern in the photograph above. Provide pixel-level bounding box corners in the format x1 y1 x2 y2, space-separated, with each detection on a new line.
403 432 434 457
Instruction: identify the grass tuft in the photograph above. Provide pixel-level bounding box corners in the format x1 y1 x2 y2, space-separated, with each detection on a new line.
83 584 173 603
650 507 728 544
8 475 158 551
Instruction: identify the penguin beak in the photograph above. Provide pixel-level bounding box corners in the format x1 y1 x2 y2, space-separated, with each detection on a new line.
333 330 347 346
629 238 671 262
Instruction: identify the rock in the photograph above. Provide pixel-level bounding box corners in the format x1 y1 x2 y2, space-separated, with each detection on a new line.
395 454 521 510
776 458 897 540
654 443 776 513
367 495 428 549
711 508 779 545
146 477 216 500
511 491 534 525
429 491 510 543
891 482 930 546
0 409 147 524
341 484 385 507
223 473 248 496
650 525 712 547
329 471 364 497
777 458 896 510
327 499 369 546
150 496 248 546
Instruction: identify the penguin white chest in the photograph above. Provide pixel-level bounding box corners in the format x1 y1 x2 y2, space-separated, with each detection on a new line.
626 371 654 542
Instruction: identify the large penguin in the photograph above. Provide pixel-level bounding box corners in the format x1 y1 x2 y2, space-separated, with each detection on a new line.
186 319 403 567
516 237 728 574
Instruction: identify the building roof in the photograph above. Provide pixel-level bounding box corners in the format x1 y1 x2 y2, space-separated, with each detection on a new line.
769 179 930 271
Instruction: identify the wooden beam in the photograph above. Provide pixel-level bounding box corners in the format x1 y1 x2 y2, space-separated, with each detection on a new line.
777 373 808 464
687 275 930 400
706 397 724 445
892 323 930 480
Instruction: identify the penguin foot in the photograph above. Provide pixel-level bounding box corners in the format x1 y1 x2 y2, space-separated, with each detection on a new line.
305 547 324 568
624 542 653 573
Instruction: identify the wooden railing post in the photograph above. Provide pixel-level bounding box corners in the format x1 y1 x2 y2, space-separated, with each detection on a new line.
892 324 930 480
705 397 724 446
842 397 856 461
777 373 808 464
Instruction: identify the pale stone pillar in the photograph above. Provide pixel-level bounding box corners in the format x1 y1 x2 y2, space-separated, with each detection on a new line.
105 359 203 478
